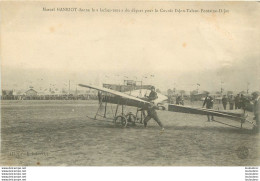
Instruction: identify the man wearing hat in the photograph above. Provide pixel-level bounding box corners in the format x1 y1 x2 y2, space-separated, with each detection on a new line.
252 91 260 133
202 92 215 122
143 86 164 131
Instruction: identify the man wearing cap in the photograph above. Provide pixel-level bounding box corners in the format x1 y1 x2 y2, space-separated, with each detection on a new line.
143 86 165 131
202 92 215 122
252 92 260 133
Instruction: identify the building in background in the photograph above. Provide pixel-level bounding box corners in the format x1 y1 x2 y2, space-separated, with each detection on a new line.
25 88 38 96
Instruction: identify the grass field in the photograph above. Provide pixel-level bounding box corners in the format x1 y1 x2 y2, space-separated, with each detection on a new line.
1 100 259 166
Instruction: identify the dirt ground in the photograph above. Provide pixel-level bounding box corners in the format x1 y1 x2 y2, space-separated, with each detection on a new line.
1 100 259 166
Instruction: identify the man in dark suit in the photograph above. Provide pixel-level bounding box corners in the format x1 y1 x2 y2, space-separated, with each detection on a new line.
146 86 158 101
98 91 102 104
229 95 235 110
235 94 240 109
240 94 249 113
202 92 215 122
222 95 228 110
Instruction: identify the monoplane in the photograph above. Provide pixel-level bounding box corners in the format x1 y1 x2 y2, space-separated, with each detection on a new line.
79 83 256 129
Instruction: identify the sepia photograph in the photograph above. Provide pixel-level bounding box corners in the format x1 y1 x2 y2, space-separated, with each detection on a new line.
0 1 259 167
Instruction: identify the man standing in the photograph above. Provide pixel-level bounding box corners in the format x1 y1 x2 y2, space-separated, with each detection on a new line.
97 91 102 104
240 94 247 113
176 95 184 105
252 92 260 133
222 95 228 110
229 95 235 110
202 92 215 122
146 86 158 102
235 94 240 109
176 95 180 104
143 86 164 130
235 94 239 109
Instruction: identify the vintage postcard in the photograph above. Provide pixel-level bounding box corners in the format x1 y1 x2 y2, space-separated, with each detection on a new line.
0 1 259 167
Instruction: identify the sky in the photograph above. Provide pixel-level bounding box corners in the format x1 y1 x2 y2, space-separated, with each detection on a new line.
1 2 259 93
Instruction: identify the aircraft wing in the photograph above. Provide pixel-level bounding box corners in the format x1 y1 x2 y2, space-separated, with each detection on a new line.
78 83 149 104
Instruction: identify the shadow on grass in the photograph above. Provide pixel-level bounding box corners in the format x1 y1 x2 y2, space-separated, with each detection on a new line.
2 117 255 135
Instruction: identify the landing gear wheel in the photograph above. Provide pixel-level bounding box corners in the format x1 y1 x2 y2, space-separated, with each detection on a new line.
125 112 137 126
114 115 127 128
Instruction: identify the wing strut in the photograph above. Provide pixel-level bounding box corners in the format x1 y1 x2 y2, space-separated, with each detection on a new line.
212 120 241 129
